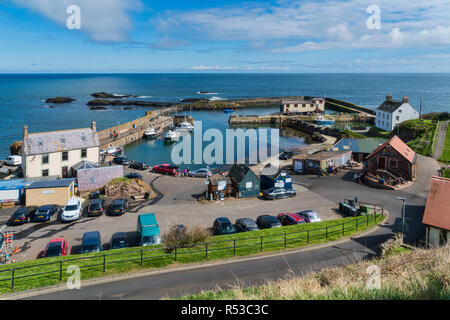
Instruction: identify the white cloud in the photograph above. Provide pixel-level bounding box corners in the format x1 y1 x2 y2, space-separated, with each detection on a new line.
192 65 237 70
12 0 141 42
156 0 450 51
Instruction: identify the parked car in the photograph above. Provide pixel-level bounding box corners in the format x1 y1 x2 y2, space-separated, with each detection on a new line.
256 215 283 229
113 156 130 165
34 204 60 222
125 172 143 180
129 162 148 170
212 217 236 235
61 198 82 222
137 213 161 246
277 213 306 226
42 238 68 258
8 206 38 225
188 168 212 178
261 188 296 200
81 231 102 254
297 210 322 223
110 232 127 250
5 155 21 166
87 199 105 217
108 198 128 216
152 164 179 176
279 150 294 160
235 218 259 233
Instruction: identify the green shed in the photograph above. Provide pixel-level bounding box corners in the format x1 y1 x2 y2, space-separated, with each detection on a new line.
228 164 260 198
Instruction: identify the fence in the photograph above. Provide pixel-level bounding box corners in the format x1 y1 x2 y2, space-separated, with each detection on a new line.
0 212 383 291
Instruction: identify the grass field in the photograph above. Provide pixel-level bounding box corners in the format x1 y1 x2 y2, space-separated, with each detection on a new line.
439 124 450 163
0 214 384 295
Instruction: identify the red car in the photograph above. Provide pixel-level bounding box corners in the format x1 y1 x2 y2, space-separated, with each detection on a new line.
152 164 179 176
277 213 306 226
42 238 68 258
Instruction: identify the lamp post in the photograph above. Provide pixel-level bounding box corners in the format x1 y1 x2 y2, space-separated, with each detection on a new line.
396 197 406 242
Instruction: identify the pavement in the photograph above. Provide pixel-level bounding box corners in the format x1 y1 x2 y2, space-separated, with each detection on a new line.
4 154 439 300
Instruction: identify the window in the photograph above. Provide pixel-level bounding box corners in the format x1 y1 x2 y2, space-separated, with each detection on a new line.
81 149 87 158
396 116 400 121
62 151 69 161
42 169 49 177
42 154 49 164
389 160 397 168
398 109 402 113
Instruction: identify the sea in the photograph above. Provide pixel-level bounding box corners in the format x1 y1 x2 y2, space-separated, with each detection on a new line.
1 73 449 168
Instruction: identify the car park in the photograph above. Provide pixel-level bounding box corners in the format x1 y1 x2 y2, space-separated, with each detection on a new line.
8 206 38 225
297 210 322 223
87 199 105 217
129 162 148 170
261 188 296 200
41 238 68 258
61 198 82 222
137 213 161 246
234 218 259 232
110 232 127 250
188 168 212 178
212 217 237 235
81 231 102 254
34 204 59 222
125 172 143 180
277 213 306 226
109 199 128 216
152 164 179 176
256 215 283 229
113 156 130 165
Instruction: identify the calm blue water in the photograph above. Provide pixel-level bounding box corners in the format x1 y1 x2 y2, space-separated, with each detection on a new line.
1 73 449 162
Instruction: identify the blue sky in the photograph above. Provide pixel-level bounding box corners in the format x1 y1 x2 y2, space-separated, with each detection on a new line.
1 0 450 73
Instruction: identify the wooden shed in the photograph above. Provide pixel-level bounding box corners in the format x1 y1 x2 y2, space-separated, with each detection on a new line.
207 176 233 200
260 165 293 191
228 164 260 198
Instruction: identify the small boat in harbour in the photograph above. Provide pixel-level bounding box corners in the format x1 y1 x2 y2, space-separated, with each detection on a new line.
105 146 123 155
223 109 234 113
175 121 194 132
313 115 335 125
144 126 162 139
164 129 181 142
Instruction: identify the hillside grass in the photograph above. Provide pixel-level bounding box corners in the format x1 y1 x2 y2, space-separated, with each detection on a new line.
439 124 450 163
180 244 450 300
0 214 384 295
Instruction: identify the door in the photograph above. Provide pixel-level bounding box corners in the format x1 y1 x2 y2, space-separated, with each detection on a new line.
62 166 69 178
294 160 303 173
378 157 386 170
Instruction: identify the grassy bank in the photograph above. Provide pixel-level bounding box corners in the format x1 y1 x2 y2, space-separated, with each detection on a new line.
439 124 450 163
181 244 450 300
0 214 384 295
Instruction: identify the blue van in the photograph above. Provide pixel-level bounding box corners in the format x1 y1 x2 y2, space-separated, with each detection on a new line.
137 213 161 246
81 231 102 254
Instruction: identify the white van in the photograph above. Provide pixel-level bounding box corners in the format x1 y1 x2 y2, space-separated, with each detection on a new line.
5 155 21 166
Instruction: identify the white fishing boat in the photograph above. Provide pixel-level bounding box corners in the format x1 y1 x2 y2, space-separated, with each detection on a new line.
144 126 162 139
175 121 194 132
164 129 180 142
106 146 123 155
313 115 335 125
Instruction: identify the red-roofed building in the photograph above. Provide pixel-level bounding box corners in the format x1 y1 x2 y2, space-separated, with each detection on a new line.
423 176 450 247
365 135 417 181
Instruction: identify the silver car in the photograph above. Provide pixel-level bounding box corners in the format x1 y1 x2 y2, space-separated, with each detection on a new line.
297 210 322 223
188 168 212 178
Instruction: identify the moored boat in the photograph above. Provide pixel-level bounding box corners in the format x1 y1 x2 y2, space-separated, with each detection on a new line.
144 126 162 138
164 129 181 142
313 115 335 125
175 121 194 132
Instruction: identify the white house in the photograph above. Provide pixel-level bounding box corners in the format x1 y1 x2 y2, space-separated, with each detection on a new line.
22 122 100 178
375 95 419 132
281 97 325 114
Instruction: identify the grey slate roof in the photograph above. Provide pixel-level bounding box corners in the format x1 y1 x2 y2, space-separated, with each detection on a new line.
26 178 75 189
228 164 254 183
23 128 100 156
376 100 404 113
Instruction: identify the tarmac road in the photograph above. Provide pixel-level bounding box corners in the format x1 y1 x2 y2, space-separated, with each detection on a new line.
14 155 439 300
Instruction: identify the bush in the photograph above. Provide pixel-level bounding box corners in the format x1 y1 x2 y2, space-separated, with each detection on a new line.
163 225 211 253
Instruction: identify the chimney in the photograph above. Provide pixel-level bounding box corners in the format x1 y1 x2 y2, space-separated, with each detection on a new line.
403 96 409 104
386 94 392 101
91 121 97 132
24 125 29 140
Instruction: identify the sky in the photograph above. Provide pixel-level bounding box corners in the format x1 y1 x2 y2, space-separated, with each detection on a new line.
0 0 450 73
